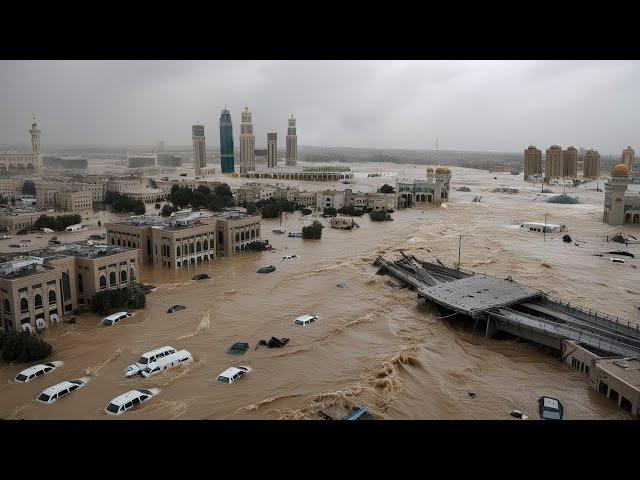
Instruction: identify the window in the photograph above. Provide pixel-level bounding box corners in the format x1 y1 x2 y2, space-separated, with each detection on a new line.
99 276 106 289
4 299 10 312
132 397 141 406
121 270 127 282
20 298 28 313
176 246 181 256
34 294 42 308
130 267 136 281
109 271 116 286
49 290 56 304
62 272 71 300
124 401 133 409
78 274 84 294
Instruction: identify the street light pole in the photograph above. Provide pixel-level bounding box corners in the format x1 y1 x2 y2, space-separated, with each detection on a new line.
458 235 462 271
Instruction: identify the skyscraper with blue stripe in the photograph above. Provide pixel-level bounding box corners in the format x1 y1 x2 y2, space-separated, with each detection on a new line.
219 108 235 173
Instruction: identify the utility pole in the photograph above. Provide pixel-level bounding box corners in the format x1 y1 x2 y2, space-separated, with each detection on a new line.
544 213 548 242
458 235 462 271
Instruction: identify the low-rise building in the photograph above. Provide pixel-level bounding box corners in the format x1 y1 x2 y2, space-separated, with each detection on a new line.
120 189 166 203
128 154 156 168
397 167 452 206
60 191 93 213
330 216 354 229
0 243 140 332
522 221 566 233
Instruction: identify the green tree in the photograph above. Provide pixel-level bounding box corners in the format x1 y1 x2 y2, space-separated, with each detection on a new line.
21 180 36 196
302 220 324 239
0 331 52 363
161 204 179 217
369 210 392 221
323 207 337 217
90 282 147 315
378 184 395 193
245 202 258 215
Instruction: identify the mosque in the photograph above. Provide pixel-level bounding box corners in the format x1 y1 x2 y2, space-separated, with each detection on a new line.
0 117 43 175
396 166 452 206
603 163 640 226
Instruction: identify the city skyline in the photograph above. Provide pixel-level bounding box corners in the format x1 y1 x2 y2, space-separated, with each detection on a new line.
1 61 639 153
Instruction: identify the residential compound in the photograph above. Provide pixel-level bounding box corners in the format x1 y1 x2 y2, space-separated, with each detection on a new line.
0 243 139 332
396 167 452 206
603 163 640 226
105 209 261 269
526 145 603 181
241 165 353 181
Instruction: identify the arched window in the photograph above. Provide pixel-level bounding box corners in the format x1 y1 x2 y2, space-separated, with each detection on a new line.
117 239 121 246
235 232 239 242
251 229 255 238
127 240 131 247
203 239 208 250
111 238 115 245
196 241 202 252
78 274 84 294
49 290 57 304
189 243 194 254
109 271 116 286
35 294 42 308
4 299 10 312
241 231 245 241
176 246 181 256
130 267 136 281
121 269 127 282
20 298 29 313
99 275 106 289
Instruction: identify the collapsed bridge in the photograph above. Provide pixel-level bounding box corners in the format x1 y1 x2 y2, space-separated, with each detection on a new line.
374 252 640 358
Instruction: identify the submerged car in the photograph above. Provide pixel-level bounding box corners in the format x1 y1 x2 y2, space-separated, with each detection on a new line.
167 305 186 313
36 378 88 404
100 311 132 327
139 350 193 378
608 257 626 264
257 265 276 273
105 388 158 415
216 366 252 384
124 346 177 377
14 362 62 383
287 232 303 238
282 254 299 262
272 229 286 234
292 314 318 326
538 396 564 420
226 342 250 355
192 273 210 280
510 410 528 420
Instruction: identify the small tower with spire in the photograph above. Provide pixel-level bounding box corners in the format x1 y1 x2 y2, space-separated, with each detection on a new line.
29 115 41 154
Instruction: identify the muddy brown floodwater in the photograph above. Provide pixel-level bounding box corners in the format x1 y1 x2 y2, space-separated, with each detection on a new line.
1 164 638 420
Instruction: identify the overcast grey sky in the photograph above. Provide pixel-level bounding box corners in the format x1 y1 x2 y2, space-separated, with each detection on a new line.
0 60 637 153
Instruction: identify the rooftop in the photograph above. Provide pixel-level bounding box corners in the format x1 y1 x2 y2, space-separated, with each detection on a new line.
596 357 640 388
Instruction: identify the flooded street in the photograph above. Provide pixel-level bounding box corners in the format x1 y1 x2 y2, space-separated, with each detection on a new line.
1 164 638 420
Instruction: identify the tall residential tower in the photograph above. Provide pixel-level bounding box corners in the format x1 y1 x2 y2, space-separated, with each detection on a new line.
192 125 206 176
219 108 235 173
239 108 255 174
563 146 578 178
285 114 297 167
621 146 635 170
523 146 542 181
267 132 277 168
545 145 563 180
583 149 601 179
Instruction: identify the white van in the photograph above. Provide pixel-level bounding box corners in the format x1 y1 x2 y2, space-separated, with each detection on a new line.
124 346 177 377
14 362 63 383
292 314 318 326
100 311 132 327
216 366 252 384
36 378 88 404
105 388 158 415
65 223 83 232
140 350 193 378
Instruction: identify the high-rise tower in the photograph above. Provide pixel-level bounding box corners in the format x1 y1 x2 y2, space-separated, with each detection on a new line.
29 115 41 155
219 108 235 173
239 107 255 174
621 146 635 170
192 125 206 176
545 145 563 180
583 149 601 179
523 146 542 181
267 132 277 168
563 146 578 178
285 114 297 167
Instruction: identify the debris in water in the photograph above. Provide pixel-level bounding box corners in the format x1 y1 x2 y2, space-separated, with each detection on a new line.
606 250 635 258
541 262 553 269
468 392 477 399
255 337 290 350
336 282 347 288
547 194 580 204
457 186 471 192
510 410 528 420
562 234 572 243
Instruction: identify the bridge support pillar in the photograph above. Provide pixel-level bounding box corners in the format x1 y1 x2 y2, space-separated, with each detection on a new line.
485 316 498 339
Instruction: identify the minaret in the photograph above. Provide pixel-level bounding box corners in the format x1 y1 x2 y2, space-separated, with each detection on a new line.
29 115 41 154
267 132 277 168
219 108 235 173
285 114 297 167
603 164 631 226
192 124 206 177
239 107 255 174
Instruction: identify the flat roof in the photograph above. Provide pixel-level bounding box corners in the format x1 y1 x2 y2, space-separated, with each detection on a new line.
596 358 640 388
419 275 542 318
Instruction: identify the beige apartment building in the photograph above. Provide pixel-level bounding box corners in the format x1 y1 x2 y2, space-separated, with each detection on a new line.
106 210 261 268
0 243 140 332
233 185 275 204
621 146 635 170
60 191 93 213
523 146 542 181
563 146 578 178
583 149 601 179
120 190 166 203
0 179 23 199
545 145 564 180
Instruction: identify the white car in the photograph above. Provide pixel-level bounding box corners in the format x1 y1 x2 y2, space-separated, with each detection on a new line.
292 314 318 326
36 378 88 404
282 254 299 262
105 388 158 415
216 366 252 384
124 346 177 377
14 361 63 383
140 350 193 378
100 311 132 327
609 257 626 264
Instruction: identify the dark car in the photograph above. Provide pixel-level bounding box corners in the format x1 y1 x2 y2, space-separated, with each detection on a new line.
192 273 210 281
167 305 186 313
226 342 249 355
538 396 564 420
257 265 276 274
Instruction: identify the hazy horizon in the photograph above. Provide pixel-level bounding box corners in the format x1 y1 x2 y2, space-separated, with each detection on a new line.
1 60 638 155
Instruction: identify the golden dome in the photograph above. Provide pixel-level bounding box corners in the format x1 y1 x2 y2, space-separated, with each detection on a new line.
427 167 434 172
612 163 630 176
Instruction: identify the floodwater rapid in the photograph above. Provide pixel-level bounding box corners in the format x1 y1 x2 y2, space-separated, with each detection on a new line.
1 164 638 420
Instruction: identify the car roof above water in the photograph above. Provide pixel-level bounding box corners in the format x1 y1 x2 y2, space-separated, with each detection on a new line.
40 380 82 396
110 389 153 406
103 311 130 321
219 366 249 378
18 362 57 376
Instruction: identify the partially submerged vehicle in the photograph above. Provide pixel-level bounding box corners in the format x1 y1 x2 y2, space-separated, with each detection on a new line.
139 349 193 378
288 232 303 238
167 305 186 313
36 378 88 404
216 366 251 384
282 254 299 262
608 257 626 264
257 265 276 273
14 362 62 383
510 410 528 420
538 396 564 420
255 337 289 350
226 342 250 355
100 311 132 327
192 273 210 281
336 282 347 288
292 314 318 326
124 346 177 377
272 228 286 234
105 388 158 415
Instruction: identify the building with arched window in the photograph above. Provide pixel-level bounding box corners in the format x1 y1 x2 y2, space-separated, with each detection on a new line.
0 118 43 175
0 243 140 332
